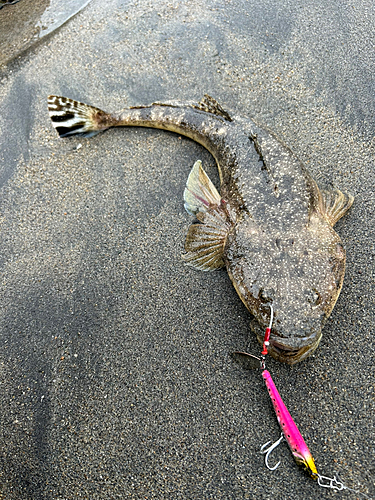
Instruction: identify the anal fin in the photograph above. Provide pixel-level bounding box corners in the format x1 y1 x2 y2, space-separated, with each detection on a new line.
319 187 354 226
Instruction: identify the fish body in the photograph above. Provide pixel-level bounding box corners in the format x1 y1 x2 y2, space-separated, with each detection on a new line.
48 94 353 364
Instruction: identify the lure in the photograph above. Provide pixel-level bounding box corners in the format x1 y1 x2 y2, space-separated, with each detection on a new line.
232 305 372 498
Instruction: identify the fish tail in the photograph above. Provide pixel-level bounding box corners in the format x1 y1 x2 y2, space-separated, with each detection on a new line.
47 95 118 138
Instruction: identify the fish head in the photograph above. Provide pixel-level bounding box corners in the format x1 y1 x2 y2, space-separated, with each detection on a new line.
225 213 346 364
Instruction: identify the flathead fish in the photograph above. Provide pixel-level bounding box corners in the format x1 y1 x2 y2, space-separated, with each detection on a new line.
48 94 353 364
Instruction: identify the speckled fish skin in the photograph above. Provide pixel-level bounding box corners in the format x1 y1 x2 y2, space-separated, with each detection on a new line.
48 95 353 364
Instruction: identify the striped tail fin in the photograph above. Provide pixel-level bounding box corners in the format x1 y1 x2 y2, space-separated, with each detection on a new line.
47 95 116 138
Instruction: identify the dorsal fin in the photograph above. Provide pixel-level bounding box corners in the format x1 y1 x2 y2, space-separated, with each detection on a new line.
193 94 232 122
319 187 354 226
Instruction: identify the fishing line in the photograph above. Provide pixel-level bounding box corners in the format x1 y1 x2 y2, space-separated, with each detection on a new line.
232 304 373 499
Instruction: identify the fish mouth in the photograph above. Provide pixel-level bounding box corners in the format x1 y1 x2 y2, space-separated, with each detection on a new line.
267 334 322 364
251 318 323 364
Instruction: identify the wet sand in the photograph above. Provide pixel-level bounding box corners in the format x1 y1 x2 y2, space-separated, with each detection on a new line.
0 1 374 498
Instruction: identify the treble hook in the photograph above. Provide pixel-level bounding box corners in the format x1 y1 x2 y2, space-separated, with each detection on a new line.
260 432 284 471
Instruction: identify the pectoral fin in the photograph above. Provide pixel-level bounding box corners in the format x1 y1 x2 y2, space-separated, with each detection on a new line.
183 161 231 271
319 187 354 226
183 160 221 215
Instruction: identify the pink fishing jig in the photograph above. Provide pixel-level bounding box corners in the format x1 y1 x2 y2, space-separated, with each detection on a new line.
261 369 318 478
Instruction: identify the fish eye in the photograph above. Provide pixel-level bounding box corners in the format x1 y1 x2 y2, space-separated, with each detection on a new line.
259 287 275 302
305 289 321 305
335 243 345 260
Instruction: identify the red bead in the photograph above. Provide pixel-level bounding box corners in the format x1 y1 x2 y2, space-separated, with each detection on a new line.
262 327 271 355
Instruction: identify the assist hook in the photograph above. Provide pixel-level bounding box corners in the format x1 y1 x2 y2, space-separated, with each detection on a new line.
260 432 283 471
